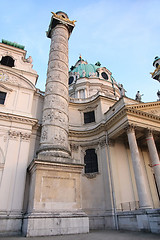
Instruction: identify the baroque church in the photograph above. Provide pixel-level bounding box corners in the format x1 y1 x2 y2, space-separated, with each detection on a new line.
0 11 160 237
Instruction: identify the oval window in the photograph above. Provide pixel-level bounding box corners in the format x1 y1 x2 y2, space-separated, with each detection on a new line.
69 76 74 84
101 72 108 80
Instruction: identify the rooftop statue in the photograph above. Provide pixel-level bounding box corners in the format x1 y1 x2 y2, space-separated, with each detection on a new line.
135 91 143 102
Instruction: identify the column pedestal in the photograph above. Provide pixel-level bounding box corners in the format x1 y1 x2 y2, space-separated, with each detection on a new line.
22 160 89 237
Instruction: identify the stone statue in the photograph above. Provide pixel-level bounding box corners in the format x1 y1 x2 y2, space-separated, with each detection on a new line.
135 91 143 102
26 56 33 64
157 90 160 101
118 83 126 97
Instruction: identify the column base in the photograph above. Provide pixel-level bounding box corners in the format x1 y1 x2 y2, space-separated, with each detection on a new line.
22 212 89 237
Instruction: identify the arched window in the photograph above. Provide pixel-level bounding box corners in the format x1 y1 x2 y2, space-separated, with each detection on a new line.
84 149 98 173
0 56 14 67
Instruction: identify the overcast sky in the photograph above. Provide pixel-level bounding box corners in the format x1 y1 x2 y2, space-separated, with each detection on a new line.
1 0 160 102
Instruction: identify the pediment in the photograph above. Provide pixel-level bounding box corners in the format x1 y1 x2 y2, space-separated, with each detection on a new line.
0 69 36 90
127 102 160 117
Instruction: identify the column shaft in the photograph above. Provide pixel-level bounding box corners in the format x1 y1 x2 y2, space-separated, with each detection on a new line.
127 126 152 208
146 131 160 195
38 24 70 158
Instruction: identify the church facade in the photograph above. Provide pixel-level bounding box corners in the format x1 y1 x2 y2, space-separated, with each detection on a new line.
0 11 160 237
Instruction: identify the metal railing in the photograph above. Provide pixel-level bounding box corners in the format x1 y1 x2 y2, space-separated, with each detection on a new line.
117 201 140 212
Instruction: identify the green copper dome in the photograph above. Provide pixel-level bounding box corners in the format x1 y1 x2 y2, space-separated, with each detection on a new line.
71 63 99 78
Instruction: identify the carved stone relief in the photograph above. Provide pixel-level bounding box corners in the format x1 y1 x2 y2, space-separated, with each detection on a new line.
8 130 20 140
45 82 68 98
49 51 68 63
20 132 31 141
41 127 48 142
147 109 160 116
44 95 68 113
50 42 68 55
42 109 68 129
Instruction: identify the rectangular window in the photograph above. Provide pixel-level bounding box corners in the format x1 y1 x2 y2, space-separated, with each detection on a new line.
84 111 95 124
0 91 7 104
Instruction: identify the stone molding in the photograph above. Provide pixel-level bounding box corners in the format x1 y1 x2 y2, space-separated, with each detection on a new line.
0 112 38 126
83 172 99 179
0 67 37 90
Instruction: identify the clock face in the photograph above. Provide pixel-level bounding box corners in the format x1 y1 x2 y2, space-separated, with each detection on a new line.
69 76 74 85
101 72 108 80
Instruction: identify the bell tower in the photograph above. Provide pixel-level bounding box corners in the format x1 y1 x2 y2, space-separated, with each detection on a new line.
22 11 89 237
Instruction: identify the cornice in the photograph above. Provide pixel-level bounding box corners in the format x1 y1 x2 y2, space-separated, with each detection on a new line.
69 121 105 137
127 101 160 109
69 93 116 107
69 104 160 138
0 112 38 126
125 107 160 121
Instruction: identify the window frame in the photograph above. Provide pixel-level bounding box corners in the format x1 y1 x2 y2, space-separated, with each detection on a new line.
0 91 7 105
84 148 98 174
84 110 95 124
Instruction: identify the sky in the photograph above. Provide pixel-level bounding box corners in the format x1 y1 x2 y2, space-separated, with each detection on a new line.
1 0 160 102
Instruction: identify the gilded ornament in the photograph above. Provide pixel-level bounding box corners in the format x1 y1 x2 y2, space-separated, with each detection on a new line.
51 11 76 25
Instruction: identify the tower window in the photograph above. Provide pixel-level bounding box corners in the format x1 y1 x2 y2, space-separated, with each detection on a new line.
0 91 7 104
101 72 108 80
156 63 159 68
84 149 98 173
84 111 95 124
0 56 14 67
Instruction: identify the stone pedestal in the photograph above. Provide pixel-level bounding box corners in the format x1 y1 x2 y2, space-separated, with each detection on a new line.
22 12 89 236
22 160 89 236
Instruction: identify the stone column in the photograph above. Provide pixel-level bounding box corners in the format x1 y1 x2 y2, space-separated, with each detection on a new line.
38 11 74 161
146 130 160 195
23 12 89 237
126 125 152 209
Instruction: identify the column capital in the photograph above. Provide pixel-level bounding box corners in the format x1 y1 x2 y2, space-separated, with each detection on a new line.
145 128 154 138
46 11 75 38
106 135 115 146
125 123 136 134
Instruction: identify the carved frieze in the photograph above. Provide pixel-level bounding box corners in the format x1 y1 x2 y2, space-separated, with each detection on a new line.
44 95 68 113
147 109 160 116
49 51 68 63
45 82 68 98
50 42 68 55
49 60 68 72
42 109 68 129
